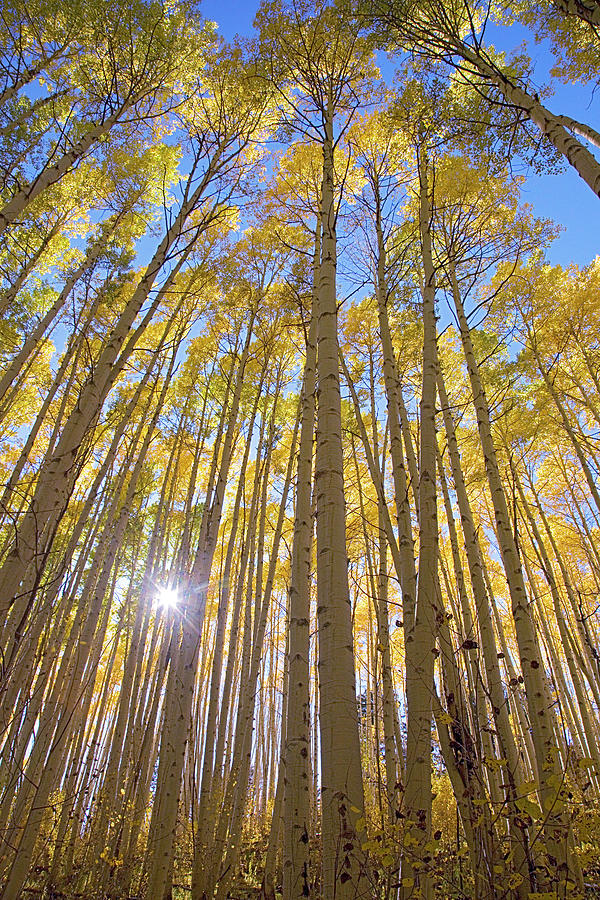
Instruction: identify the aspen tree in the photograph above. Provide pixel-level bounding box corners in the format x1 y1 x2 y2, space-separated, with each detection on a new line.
121 625 173 895
316 102 369 892
0 268 111 522
83 461 179 894
395 151 438 900
0 338 179 900
192 384 272 899
191 241 296 896
0 332 170 758
212 386 300 900
436 451 505 818
0 0 194 234
361 0 600 199
3 2 600 894
191 373 264 884
0 126 253 643
0 164 170 407
0 215 65 316
0 18 75 110
4 270 197 692
348 110 419 645
146 308 257 900
521 310 600 519
344 316 405 817
255 4 376 893
448 272 583 892
263 623 290 900
283 239 318 900
526 470 600 691
3 356 166 780
514 471 600 784
436 369 536 893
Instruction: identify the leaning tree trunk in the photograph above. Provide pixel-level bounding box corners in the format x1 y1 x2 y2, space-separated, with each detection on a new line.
437 368 533 897
450 264 582 893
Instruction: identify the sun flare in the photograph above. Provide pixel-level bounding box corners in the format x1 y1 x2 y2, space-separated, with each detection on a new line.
156 586 179 610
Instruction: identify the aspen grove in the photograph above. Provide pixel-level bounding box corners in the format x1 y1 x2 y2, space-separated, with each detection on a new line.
1 0 600 898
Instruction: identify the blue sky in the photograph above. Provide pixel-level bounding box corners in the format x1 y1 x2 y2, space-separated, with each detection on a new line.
201 0 600 271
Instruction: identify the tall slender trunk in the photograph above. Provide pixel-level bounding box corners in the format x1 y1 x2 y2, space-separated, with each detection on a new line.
437 368 533 895
401 154 437 900
0 217 64 315
450 265 581 892
283 248 318 899
212 391 300 900
0 188 205 632
0 219 114 405
147 313 256 900
0 97 143 235
449 37 600 199
316 101 367 899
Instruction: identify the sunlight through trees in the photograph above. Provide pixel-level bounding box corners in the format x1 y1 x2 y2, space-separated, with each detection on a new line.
0 0 600 898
